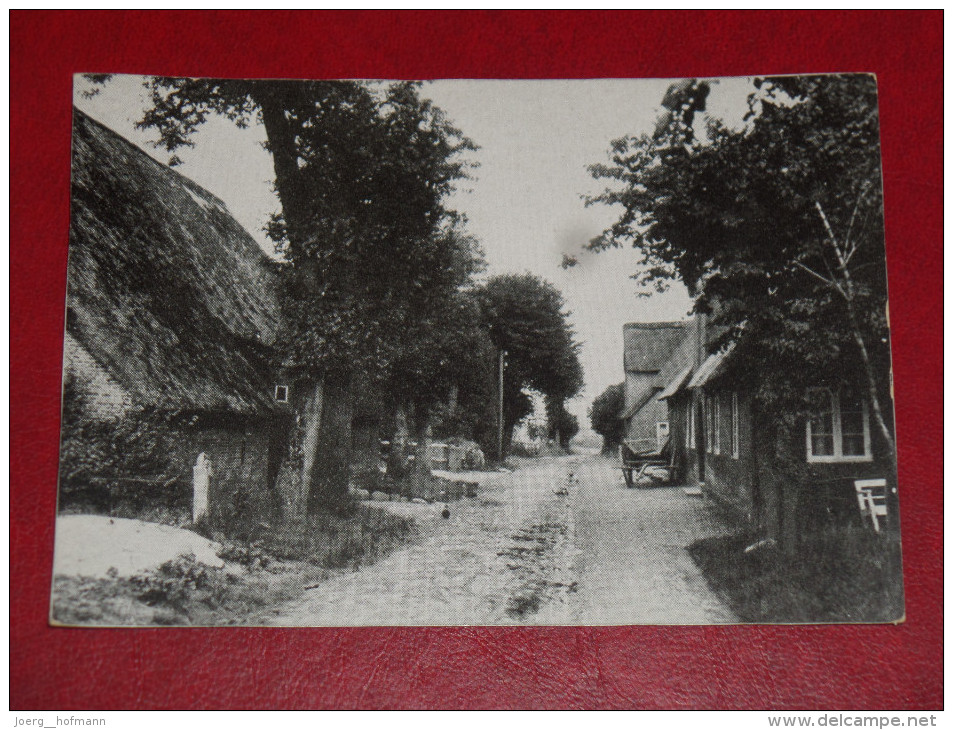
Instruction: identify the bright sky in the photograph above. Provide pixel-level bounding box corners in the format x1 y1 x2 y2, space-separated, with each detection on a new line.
73 75 753 429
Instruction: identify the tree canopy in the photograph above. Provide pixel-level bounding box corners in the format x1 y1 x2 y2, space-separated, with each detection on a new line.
81 75 485 509
473 273 584 452
589 383 625 453
129 77 480 381
586 75 893 456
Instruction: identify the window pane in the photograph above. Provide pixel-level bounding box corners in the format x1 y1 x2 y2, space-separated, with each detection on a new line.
812 435 835 456
840 389 864 413
840 387 866 456
842 434 865 456
841 408 865 437
810 411 833 437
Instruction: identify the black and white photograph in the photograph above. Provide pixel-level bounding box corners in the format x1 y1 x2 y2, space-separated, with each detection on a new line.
52 73 903 627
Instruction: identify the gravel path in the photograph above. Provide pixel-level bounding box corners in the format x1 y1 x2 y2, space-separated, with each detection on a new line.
265 454 735 626
568 455 737 624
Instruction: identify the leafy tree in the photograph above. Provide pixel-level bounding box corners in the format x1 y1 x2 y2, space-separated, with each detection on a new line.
589 383 625 453
586 75 894 477
86 76 478 513
427 292 500 454
473 273 584 457
260 83 479 502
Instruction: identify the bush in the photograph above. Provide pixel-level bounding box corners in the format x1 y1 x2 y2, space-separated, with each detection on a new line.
589 383 625 453
59 373 186 519
128 555 229 611
216 542 271 571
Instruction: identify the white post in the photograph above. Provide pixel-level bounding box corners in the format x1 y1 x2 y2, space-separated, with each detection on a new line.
192 452 210 524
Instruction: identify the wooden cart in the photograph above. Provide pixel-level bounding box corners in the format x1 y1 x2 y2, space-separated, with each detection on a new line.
619 438 672 488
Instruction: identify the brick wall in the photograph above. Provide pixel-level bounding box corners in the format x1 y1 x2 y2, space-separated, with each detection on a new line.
701 390 757 521
185 421 278 531
64 332 132 419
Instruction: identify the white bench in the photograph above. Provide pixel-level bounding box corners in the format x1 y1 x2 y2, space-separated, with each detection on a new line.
854 478 888 532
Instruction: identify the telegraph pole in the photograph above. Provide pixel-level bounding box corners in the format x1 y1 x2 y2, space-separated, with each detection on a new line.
497 348 506 463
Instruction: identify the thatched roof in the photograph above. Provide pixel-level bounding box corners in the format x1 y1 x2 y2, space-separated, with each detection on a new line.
623 322 686 372
66 108 284 415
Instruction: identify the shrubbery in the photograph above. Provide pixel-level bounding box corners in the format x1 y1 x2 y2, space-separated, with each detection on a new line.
128 554 230 612
59 373 186 518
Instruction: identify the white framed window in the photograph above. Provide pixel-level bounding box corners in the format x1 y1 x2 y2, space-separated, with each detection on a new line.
713 396 721 455
705 395 714 454
686 400 694 449
806 387 872 463
731 392 740 459
274 384 289 403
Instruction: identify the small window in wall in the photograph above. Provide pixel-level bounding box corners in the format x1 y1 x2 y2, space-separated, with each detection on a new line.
274 384 289 403
731 392 740 459
705 396 714 454
713 397 721 455
806 387 872 463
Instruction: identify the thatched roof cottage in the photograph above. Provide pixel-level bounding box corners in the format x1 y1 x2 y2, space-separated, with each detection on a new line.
62 108 291 528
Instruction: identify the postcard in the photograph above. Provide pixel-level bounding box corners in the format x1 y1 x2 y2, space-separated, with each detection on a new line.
52 74 902 626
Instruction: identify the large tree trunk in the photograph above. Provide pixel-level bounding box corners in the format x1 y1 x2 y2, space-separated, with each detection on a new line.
255 87 308 254
307 375 354 513
298 377 325 515
255 88 361 517
388 407 437 501
256 88 326 304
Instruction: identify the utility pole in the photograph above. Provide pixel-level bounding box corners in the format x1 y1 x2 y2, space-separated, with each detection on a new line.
497 348 506 463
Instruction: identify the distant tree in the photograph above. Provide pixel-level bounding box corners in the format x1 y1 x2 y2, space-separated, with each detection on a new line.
546 400 579 451
377 271 494 496
589 383 625 453
474 273 584 457
586 75 894 473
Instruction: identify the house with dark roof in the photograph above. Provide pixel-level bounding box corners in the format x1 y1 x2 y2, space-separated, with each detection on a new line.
655 316 894 553
620 322 687 453
620 319 726 458
61 108 296 529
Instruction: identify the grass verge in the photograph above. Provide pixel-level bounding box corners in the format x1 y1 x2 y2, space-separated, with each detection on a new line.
51 505 418 626
688 526 904 623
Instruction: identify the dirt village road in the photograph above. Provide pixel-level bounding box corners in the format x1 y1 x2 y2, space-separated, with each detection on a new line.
263 454 737 626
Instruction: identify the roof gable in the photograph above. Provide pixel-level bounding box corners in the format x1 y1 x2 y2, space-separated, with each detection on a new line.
623 322 687 372
66 109 284 414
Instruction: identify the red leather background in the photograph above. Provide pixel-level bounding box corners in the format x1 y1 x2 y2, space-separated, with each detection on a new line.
10 11 942 710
